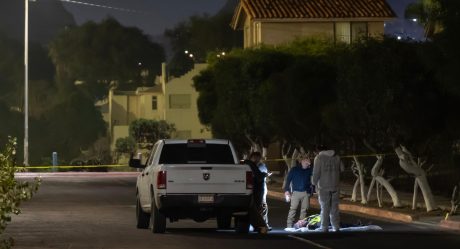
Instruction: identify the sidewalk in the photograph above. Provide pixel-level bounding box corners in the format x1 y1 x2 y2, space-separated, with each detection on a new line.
267 175 460 231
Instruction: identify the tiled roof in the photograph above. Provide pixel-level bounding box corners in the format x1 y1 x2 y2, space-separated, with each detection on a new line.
233 0 395 24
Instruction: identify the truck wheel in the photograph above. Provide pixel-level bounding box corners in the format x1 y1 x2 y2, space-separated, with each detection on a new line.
217 215 232 229
235 215 250 234
151 194 166 233
136 197 150 229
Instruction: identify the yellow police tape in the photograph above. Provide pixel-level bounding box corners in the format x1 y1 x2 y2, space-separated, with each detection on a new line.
24 164 128 169
264 153 395 162
341 153 395 158
24 153 396 168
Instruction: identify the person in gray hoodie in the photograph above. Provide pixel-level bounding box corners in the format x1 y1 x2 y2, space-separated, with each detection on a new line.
312 145 344 232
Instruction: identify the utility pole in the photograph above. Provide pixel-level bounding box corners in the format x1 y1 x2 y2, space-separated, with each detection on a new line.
24 0 29 166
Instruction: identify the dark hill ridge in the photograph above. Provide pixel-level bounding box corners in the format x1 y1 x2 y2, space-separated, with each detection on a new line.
0 0 75 44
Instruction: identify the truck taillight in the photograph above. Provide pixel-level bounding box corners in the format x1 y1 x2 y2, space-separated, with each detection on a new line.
157 171 167 189
246 171 253 189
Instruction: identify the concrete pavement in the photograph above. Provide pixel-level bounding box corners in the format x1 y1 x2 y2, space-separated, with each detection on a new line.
4 173 460 249
268 175 460 231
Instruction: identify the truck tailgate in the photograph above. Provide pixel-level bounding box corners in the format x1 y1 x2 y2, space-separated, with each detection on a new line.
164 164 248 194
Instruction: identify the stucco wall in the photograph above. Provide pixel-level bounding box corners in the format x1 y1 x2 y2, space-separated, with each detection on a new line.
138 94 165 121
165 64 212 139
111 95 128 126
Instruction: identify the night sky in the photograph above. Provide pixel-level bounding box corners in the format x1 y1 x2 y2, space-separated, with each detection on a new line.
61 0 228 36
59 0 424 39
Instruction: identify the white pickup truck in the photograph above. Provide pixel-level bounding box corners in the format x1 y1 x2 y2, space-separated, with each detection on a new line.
130 139 253 234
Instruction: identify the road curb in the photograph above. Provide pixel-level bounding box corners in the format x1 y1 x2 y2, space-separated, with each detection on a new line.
268 190 417 223
440 219 460 230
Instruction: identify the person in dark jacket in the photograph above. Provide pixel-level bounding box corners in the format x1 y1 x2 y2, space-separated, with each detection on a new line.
284 153 314 228
244 151 268 233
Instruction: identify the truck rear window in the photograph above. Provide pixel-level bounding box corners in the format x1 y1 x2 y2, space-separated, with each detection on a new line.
159 144 235 164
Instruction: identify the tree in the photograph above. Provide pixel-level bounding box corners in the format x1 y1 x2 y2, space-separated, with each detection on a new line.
0 34 22 98
333 38 452 155
332 37 454 211
0 34 59 117
165 0 242 76
115 137 136 163
366 155 402 208
32 92 107 164
430 0 460 97
194 47 291 154
115 137 136 154
0 137 40 248
0 102 22 147
395 145 436 211
49 18 165 99
194 39 339 156
129 119 175 145
405 0 443 39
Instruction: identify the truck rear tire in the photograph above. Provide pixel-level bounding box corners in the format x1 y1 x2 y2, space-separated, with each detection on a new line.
217 215 232 229
151 194 166 233
235 215 250 234
136 197 150 229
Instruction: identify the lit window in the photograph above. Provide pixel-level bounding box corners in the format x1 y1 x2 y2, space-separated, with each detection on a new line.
169 94 191 109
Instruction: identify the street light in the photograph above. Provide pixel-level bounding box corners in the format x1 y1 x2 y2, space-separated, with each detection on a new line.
24 0 31 166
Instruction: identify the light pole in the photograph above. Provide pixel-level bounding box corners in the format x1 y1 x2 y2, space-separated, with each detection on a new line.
24 0 29 166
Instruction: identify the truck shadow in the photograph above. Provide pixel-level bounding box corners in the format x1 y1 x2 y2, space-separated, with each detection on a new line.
162 227 297 240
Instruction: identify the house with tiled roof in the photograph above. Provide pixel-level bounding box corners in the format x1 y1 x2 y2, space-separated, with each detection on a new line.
231 0 396 47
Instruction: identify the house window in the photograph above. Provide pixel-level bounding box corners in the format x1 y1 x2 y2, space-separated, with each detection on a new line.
351 22 368 42
151 96 157 110
335 22 368 44
335 22 351 43
169 94 191 109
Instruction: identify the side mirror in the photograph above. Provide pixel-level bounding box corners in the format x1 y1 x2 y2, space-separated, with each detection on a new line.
129 153 146 168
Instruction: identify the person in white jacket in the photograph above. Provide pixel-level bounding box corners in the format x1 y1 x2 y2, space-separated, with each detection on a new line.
312 145 344 232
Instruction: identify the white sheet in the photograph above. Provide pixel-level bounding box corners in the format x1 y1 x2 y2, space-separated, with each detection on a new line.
284 225 383 232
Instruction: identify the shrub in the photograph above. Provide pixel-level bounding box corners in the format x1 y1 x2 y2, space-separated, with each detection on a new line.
0 137 40 248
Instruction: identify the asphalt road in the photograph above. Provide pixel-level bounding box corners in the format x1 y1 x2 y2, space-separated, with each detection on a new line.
5 173 460 249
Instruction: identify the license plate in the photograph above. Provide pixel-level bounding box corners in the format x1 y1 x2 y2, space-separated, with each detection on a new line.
198 195 214 203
